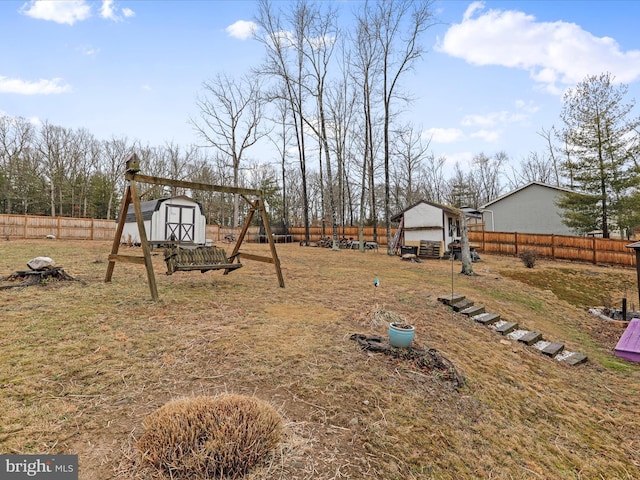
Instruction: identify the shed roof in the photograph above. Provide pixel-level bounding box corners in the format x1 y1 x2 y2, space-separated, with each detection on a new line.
124 195 203 223
391 199 461 222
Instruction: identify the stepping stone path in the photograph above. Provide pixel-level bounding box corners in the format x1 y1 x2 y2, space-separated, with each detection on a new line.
437 293 588 366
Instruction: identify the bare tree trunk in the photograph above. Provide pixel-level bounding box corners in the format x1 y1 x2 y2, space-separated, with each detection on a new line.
460 213 475 275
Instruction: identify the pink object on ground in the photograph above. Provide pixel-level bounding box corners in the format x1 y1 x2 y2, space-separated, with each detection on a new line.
614 318 640 363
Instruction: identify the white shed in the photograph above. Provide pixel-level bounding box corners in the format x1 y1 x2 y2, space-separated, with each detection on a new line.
121 195 207 245
391 200 462 257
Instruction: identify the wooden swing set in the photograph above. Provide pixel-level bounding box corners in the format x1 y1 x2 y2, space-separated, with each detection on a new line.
104 153 285 301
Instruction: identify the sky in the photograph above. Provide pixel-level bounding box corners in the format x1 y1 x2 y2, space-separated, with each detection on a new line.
1 0 640 177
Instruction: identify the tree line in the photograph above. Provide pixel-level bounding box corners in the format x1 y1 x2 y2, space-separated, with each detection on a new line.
2 1 639 244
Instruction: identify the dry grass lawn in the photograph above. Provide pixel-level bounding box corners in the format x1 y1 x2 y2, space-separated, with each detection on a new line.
1 239 639 479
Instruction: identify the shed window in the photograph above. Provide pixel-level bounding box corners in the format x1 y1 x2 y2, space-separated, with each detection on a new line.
448 217 460 237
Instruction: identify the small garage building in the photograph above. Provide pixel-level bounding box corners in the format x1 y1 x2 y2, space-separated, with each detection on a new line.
391 200 462 257
121 195 207 245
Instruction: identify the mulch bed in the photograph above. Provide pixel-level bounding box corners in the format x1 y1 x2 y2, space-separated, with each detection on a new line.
0 267 85 290
350 333 465 389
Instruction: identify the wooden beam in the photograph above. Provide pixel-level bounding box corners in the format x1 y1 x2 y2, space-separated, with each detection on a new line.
130 179 159 300
235 252 275 264
105 185 132 282
259 198 285 287
126 172 263 197
108 254 146 265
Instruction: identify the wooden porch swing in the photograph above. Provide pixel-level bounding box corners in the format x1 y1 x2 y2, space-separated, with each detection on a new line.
163 244 242 274
104 153 285 300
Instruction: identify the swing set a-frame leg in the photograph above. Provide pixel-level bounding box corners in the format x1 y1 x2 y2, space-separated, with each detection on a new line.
105 181 159 301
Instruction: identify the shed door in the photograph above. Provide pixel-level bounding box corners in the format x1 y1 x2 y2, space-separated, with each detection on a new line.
165 204 196 242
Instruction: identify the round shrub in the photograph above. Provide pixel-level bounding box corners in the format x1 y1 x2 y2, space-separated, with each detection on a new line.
136 394 283 479
519 249 538 268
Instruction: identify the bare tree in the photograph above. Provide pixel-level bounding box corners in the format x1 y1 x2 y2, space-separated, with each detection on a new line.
351 1 382 247
0 116 34 213
296 2 341 249
506 151 559 189
267 95 295 227
391 123 430 206
468 151 507 206
538 126 561 185
101 135 133 220
256 0 313 244
192 73 267 227
416 152 447 203
37 121 73 217
370 0 436 254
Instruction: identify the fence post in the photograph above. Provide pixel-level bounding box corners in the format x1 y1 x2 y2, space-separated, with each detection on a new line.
592 236 597 264
24 214 28 238
551 234 555 260
514 232 518 256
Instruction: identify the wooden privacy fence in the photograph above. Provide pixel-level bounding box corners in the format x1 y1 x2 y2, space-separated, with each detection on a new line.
0 213 257 243
0 214 116 240
3 214 635 267
288 226 395 245
470 231 636 267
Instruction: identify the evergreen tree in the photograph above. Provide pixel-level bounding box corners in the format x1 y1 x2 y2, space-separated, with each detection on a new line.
558 73 640 237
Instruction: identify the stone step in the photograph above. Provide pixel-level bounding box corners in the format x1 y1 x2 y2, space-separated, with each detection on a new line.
460 304 485 316
473 312 501 325
517 331 543 346
495 321 519 335
532 340 565 358
559 352 588 366
541 342 564 357
437 293 466 306
451 299 474 312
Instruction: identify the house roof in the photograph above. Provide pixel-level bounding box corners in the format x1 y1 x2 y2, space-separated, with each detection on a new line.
481 181 577 209
391 199 461 222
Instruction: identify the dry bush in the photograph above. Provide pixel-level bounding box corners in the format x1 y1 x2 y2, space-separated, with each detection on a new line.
136 394 283 479
518 248 538 268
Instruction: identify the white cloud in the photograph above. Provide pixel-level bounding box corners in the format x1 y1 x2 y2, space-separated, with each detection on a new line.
20 0 134 24
461 110 528 128
0 76 72 95
470 129 501 143
424 127 464 143
226 20 258 40
437 1 640 92
100 0 135 22
100 0 115 20
20 0 91 25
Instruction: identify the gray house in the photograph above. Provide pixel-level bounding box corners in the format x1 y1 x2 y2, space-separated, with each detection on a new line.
480 182 574 235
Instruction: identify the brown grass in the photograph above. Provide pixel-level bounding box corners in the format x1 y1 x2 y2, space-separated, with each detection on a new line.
1 239 640 479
